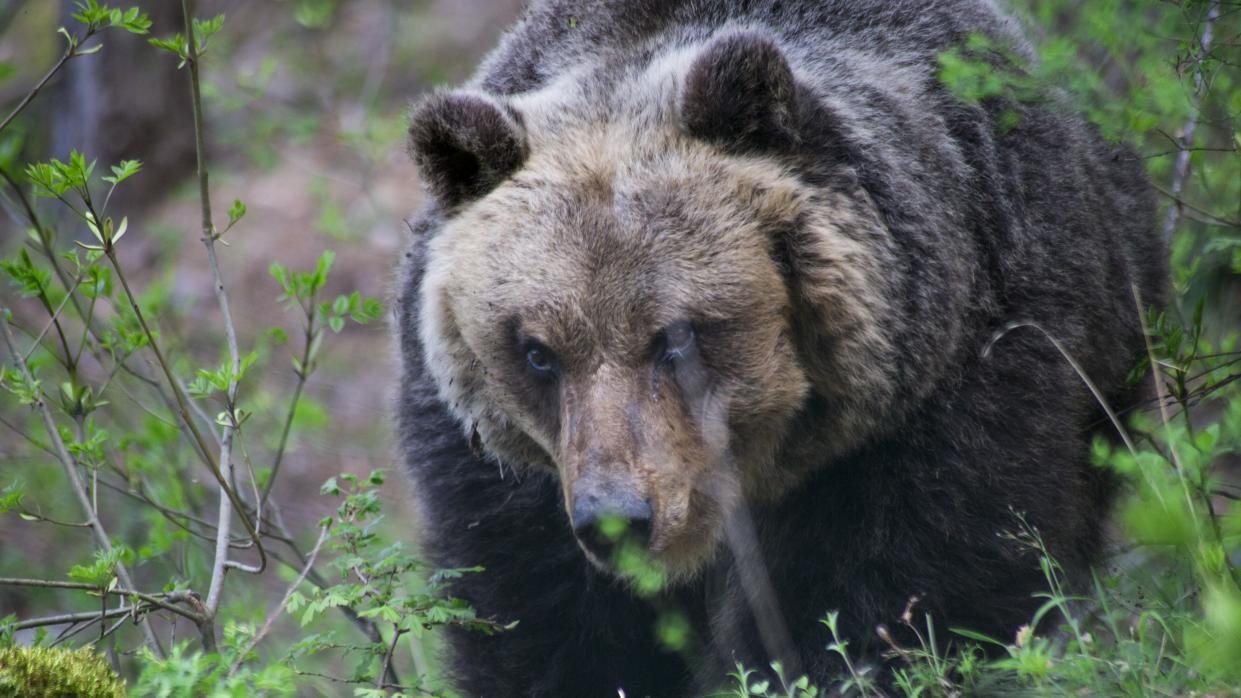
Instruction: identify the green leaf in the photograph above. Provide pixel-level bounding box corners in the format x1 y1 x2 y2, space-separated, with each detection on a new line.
114 6 152 34
227 198 247 227
67 546 130 587
320 477 340 496
148 34 188 61
0 480 24 514
191 14 226 53
111 216 129 244
269 262 290 293
1 249 52 298
102 159 142 185
313 250 335 289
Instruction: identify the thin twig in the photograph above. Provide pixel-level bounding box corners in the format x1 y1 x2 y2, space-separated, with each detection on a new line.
104 248 264 576
1132 284 1241 590
22 277 83 365
15 510 92 528
0 313 166 656
8 606 138 633
179 0 256 626
227 526 330 677
983 319 1172 509
0 578 204 624
378 628 406 692
982 321 1141 458
1152 182 1241 229
0 30 92 135
293 669 414 692
1161 0 1223 241
260 306 315 507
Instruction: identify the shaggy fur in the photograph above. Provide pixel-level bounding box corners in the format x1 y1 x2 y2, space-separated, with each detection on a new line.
395 1 1168 696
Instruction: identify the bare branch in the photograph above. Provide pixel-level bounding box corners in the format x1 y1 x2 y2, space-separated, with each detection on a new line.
1162 0 1222 241
176 0 257 624
377 629 406 693
7 606 142 633
0 578 205 624
1152 182 1241 228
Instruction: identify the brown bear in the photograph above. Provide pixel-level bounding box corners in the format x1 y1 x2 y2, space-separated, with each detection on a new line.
396 1 1167 695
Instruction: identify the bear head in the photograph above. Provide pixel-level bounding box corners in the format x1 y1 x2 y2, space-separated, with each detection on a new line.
408 29 898 582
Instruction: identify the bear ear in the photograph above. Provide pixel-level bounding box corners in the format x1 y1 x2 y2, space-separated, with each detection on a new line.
680 31 799 152
408 92 528 207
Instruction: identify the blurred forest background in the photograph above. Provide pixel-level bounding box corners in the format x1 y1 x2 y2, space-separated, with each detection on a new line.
0 0 522 572
0 0 1238 696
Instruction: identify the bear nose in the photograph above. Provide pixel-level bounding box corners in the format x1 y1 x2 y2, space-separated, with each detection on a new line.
571 490 653 561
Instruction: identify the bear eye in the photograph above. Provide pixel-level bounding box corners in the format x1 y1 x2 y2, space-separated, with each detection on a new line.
662 321 695 360
525 344 556 375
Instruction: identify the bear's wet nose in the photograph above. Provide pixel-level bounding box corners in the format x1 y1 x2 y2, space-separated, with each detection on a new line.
571 491 653 561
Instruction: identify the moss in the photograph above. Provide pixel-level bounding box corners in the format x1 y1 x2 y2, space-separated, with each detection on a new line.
0 645 126 698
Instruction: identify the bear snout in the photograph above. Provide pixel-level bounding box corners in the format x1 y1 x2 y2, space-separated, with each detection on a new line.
570 482 654 563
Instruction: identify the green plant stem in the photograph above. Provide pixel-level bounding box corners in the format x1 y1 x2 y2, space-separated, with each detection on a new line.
23 277 81 366
17 510 91 528
260 309 316 508
0 313 165 656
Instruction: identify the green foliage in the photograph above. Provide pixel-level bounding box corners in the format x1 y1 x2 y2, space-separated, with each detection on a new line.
149 14 227 66
0 645 126 698
727 662 819 698
68 546 131 589
132 640 295 698
280 472 500 694
0 480 23 514
25 151 95 201
187 352 259 399
0 249 50 299
71 1 152 36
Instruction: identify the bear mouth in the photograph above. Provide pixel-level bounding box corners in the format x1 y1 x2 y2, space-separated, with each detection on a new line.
572 516 722 589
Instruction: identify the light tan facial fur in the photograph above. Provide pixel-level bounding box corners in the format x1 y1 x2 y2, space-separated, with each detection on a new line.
417 44 896 579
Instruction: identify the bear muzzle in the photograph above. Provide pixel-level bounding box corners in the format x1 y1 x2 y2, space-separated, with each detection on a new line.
570 475 654 562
